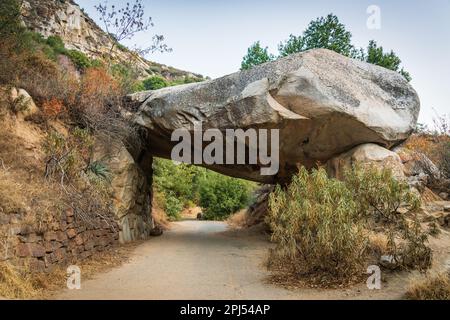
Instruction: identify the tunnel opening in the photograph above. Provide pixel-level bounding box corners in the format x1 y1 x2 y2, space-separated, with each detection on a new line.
151 156 264 228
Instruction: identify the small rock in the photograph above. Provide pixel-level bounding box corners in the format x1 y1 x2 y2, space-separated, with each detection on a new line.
44 231 58 241
150 226 163 237
10 88 39 119
74 234 84 246
16 243 45 258
380 255 400 270
66 228 77 239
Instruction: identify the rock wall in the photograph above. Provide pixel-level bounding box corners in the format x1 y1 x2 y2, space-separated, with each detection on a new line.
93 141 153 243
0 207 119 272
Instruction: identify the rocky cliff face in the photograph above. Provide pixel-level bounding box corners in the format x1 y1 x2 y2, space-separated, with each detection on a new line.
21 0 202 80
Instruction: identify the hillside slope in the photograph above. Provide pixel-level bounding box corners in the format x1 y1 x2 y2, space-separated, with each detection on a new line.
21 0 203 80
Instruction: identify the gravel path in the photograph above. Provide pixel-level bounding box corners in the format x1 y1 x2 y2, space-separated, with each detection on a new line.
54 220 410 300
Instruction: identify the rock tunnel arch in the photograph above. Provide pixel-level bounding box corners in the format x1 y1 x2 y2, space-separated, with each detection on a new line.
115 48 419 243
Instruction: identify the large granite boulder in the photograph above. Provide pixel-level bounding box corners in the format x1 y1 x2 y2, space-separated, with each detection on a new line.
131 49 420 183
326 143 405 180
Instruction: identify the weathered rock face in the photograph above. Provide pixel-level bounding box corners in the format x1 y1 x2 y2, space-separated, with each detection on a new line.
132 49 420 183
396 148 450 195
93 141 153 243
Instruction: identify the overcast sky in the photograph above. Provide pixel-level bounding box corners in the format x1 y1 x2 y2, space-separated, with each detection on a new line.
77 0 450 126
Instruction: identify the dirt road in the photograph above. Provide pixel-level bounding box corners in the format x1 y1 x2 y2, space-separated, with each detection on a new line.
55 220 410 300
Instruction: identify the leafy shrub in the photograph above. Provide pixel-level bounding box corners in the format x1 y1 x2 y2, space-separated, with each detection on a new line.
164 193 183 220
199 173 253 220
267 167 367 281
153 159 197 202
110 63 142 93
87 161 111 182
267 165 432 285
344 165 431 271
66 50 92 70
169 76 203 86
142 76 168 90
45 35 67 55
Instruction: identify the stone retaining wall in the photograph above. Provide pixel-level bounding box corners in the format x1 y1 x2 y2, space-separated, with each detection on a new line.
0 207 119 272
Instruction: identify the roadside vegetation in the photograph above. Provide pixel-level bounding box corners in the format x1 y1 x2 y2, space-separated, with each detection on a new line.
267 166 432 287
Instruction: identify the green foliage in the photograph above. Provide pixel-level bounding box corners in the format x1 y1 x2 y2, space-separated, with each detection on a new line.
267 167 367 280
278 34 305 57
87 161 111 182
164 193 183 220
344 165 431 271
304 14 354 56
343 165 420 221
246 13 411 80
46 36 67 55
153 158 255 220
199 172 254 220
66 50 93 70
0 0 24 38
240 41 274 70
153 158 198 204
142 76 168 90
169 76 204 86
110 62 143 93
365 40 411 81
267 165 432 284
278 14 354 57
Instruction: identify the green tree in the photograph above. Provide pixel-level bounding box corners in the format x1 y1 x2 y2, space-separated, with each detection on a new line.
278 14 355 57
301 14 355 56
240 41 274 70
278 34 305 57
257 14 412 81
364 40 411 81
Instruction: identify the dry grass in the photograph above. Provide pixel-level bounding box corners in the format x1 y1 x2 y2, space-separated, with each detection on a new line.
0 117 65 229
227 209 249 228
405 271 450 300
0 263 41 299
368 232 389 257
151 192 170 230
265 254 366 289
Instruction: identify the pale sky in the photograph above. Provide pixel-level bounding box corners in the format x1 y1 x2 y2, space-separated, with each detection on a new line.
77 0 450 126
